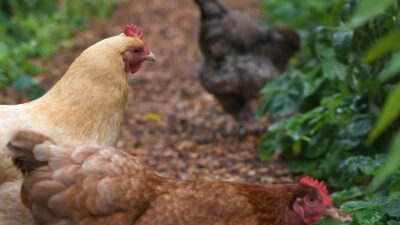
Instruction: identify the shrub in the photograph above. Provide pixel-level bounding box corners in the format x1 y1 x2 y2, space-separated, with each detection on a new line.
259 0 400 224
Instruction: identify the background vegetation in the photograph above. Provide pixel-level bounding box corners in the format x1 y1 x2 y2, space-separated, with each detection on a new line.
1 0 399 224
259 0 400 224
0 0 118 101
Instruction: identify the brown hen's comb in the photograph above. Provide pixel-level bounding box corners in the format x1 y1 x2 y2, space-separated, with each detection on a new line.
123 24 144 39
299 176 333 206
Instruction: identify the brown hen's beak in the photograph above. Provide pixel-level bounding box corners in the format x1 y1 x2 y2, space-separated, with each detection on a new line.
325 207 352 222
142 51 156 62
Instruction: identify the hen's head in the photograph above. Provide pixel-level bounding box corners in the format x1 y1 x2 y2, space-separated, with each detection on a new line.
294 176 351 225
121 24 156 74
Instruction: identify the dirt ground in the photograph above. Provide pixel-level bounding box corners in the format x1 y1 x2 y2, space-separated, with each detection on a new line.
37 0 291 184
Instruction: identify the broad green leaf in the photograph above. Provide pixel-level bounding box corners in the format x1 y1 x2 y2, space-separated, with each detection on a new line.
388 221 400 225
367 85 400 144
347 0 396 28
355 208 385 224
331 187 364 203
332 30 354 64
364 31 400 63
388 198 400 217
371 131 400 189
341 201 368 211
378 51 400 82
345 115 373 138
370 196 390 207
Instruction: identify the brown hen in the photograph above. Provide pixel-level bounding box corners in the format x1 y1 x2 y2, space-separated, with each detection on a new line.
8 130 351 225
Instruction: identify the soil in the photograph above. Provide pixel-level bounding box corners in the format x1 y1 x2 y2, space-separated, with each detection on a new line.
36 0 292 184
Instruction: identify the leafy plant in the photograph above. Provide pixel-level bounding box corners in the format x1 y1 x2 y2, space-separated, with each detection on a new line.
0 0 120 101
259 0 400 224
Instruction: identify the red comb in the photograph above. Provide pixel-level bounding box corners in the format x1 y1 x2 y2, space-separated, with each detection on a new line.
123 24 144 39
299 176 333 206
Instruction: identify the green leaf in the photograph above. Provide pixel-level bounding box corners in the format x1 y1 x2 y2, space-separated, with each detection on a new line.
256 69 304 119
258 132 281 160
388 198 400 217
340 155 384 186
332 30 354 64
27 84 45 100
367 85 400 144
388 221 400 225
331 187 364 203
371 131 400 189
378 51 400 82
286 159 317 173
364 31 400 63
11 75 34 92
390 178 400 195
341 200 368 211
305 130 331 158
315 217 345 225
355 208 385 224
370 196 390 207
345 115 373 138
347 0 396 28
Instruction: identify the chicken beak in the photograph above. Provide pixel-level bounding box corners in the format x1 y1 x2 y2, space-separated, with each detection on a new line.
324 207 352 222
142 51 156 62
324 207 339 219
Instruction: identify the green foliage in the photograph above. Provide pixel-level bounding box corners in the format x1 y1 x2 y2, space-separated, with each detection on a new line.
367 85 400 144
259 0 400 224
261 0 342 66
0 0 119 100
347 0 397 28
363 31 400 63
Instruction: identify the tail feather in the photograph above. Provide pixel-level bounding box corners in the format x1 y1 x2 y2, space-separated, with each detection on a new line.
194 0 227 19
6 130 52 174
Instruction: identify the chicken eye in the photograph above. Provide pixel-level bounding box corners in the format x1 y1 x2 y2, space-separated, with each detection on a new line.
308 196 316 203
133 48 143 53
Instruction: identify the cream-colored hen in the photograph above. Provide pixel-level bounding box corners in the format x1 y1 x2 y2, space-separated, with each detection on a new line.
0 25 155 224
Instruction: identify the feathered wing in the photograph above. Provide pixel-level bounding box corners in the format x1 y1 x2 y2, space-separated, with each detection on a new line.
0 105 30 151
8 130 163 225
0 105 35 184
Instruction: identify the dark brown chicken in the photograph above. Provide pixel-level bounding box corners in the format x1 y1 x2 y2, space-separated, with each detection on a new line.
8 130 351 225
194 0 300 121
